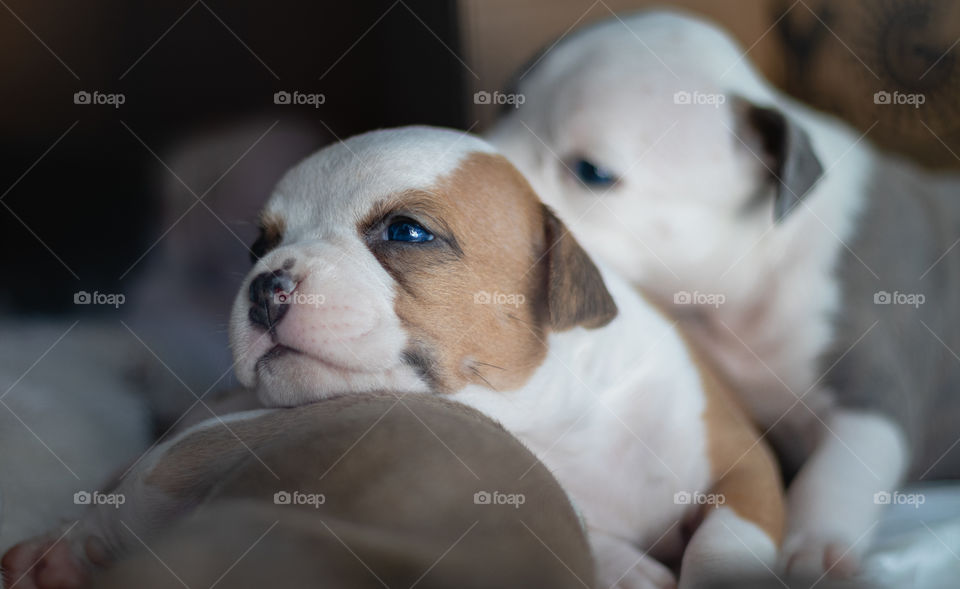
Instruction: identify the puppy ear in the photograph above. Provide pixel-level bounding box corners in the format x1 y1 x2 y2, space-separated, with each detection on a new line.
541 205 618 330
734 97 823 222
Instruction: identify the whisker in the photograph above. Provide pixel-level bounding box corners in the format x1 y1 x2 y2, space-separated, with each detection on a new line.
469 366 498 392
473 361 506 371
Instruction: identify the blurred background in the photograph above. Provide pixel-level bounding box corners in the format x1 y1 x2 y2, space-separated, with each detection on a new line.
1 0 958 314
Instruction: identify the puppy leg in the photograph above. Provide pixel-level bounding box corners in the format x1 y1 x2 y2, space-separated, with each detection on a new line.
679 431 784 588
780 409 907 578
589 530 677 589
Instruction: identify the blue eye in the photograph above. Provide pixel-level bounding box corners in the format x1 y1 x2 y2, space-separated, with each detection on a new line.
573 159 618 187
385 219 434 243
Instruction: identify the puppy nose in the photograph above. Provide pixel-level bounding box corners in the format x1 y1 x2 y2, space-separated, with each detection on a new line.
248 269 296 330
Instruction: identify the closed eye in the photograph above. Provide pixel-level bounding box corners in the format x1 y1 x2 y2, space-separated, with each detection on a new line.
571 158 619 188
384 218 435 243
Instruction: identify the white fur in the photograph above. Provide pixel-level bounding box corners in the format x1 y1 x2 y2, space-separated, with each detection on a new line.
681 507 779 589
486 8 893 576
229 127 494 406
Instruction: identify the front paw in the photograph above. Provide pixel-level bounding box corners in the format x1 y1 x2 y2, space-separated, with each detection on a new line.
591 532 677 589
780 534 860 579
1 527 98 589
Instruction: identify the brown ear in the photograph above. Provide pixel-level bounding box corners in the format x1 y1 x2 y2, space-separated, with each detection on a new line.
542 206 618 330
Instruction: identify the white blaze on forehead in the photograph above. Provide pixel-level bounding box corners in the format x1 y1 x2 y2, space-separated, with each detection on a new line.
264 126 499 240
522 10 772 104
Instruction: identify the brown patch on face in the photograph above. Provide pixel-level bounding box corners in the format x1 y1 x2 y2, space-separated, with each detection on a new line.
689 340 785 546
359 152 617 394
250 212 286 262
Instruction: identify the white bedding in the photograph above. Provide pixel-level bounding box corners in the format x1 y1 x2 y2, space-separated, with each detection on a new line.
863 483 960 588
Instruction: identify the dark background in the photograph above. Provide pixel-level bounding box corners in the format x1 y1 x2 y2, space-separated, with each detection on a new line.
2 0 958 314
0 0 464 312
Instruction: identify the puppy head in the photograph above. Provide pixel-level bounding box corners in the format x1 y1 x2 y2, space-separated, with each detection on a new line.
229 127 616 407
488 10 823 297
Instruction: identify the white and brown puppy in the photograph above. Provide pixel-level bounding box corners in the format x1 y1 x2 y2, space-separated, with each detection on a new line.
5 127 783 589
487 8 960 579
226 126 783 589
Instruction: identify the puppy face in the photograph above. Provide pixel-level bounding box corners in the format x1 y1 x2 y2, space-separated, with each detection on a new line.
488 12 822 299
229 127 616 407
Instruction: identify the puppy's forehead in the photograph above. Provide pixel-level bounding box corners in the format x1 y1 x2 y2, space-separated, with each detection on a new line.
525 11 770 102
266 127 499 235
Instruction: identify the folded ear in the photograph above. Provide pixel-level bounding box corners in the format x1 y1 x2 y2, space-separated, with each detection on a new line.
734 97 823 222
541 206 618 330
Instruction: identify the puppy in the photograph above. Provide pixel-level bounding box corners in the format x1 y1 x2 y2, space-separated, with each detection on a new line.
226 127 783 588
486 9 960 577
3 393 593 589
6 126 784 589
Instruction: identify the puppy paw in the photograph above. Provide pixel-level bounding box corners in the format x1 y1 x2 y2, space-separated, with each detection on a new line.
1 530 92 589
591 531 677 589
780 535 860 579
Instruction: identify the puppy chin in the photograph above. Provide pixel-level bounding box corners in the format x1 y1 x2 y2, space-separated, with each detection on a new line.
252 351 429 407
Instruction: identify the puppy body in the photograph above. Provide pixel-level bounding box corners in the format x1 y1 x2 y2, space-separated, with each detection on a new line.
225 127 784 588
487 9 960 576
4 394 595 589
6 127 783 589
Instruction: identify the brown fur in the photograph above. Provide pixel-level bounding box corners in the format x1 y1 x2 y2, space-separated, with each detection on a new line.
360 152 617 393
694 347 785 546
250 212 285 260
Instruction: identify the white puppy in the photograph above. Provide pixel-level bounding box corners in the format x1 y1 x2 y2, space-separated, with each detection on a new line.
488 8 960 578
3 127 787 589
